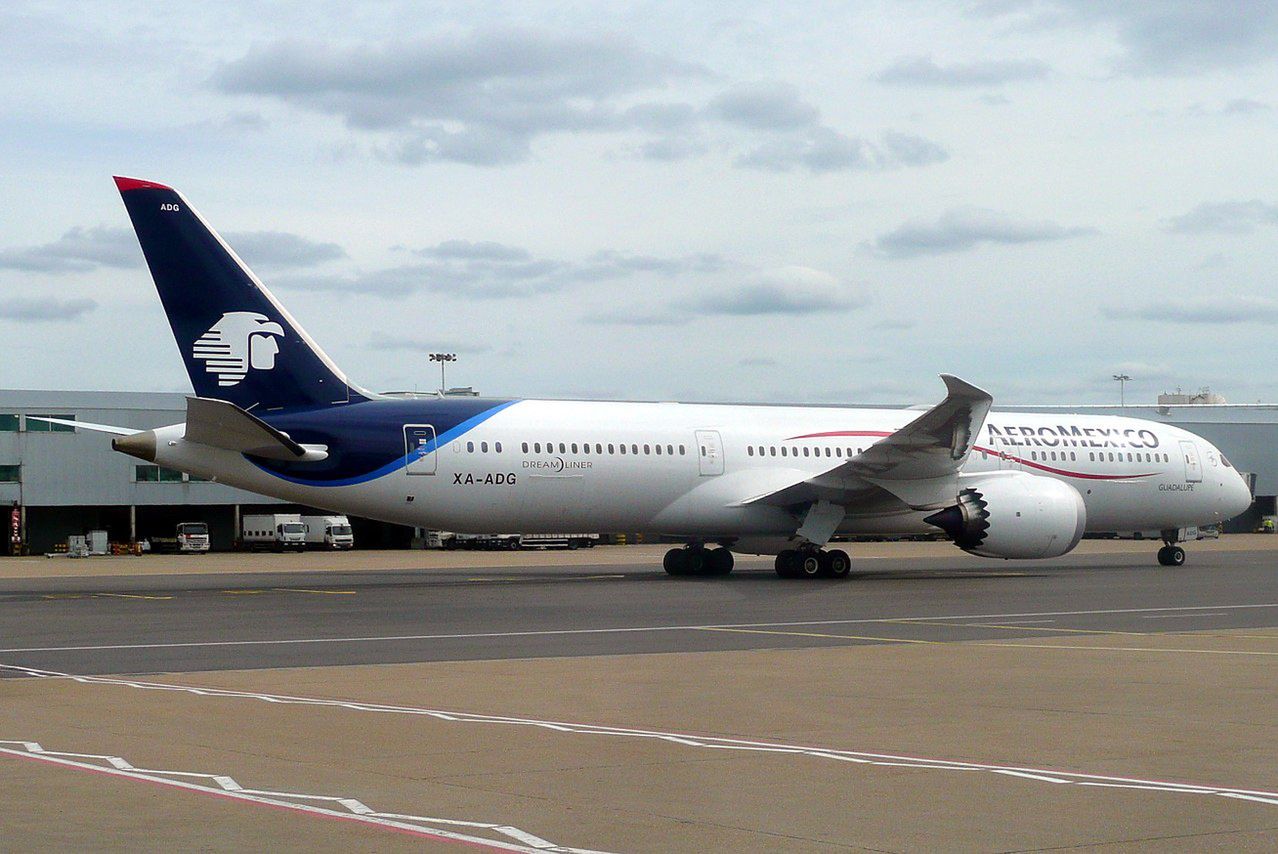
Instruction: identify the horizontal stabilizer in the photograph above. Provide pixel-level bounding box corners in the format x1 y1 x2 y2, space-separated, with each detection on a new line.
184 397 327 462
24 416 139 436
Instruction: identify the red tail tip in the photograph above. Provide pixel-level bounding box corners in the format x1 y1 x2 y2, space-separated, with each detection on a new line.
113 176 173 192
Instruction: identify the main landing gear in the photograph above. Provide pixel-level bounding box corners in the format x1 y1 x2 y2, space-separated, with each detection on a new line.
663 545 735 576
774 547 851 580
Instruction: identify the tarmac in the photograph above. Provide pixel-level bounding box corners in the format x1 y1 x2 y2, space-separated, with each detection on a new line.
3 537 1278 851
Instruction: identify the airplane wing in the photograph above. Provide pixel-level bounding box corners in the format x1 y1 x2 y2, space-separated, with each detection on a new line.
184 397 328 462
745 374 993 514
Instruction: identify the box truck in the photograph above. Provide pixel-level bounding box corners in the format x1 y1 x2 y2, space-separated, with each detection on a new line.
240 514 306 551
301 515 354 550
149 521 211 553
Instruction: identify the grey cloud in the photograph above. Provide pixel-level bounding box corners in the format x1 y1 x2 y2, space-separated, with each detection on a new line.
277 243 724 300
871 207 1096 258
706 81 820 130
875 56 1049 87
584 308 690 326
0 226 139 273
1164 200 1278 234
417 240 532 262
881 132 950 167
0 297 97 321
225 231 346 270
738 127 948 173
679 267 866 316
1221 98 1269 115
272 266 426 297
1103 297 1278 324
871 318 916 331
638 135 708 162
983 3 1278 76
215 30 706 166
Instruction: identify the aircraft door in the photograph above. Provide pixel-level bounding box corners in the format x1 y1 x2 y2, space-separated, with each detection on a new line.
404 424 437 475
1179 440 1202 483
695 429 725 476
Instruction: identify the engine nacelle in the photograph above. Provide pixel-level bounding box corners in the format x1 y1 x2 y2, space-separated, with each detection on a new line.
924 472 1086 559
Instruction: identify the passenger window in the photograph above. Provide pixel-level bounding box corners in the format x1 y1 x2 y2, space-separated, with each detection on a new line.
679 445 686 455
620 444 627 455
781 447 788 457
644 444 651 455
467 441 474 453
534 442 541 453
522 442 529 453
571 443 578 454
748 446 754 457
770 447 777 456
655 444 663 455
667 445 673 455
559 443 566 453
495 442 502 453
596 444 603 454
608 444 615 454
836 448 843 458
631 444 638 455
481 442 488 453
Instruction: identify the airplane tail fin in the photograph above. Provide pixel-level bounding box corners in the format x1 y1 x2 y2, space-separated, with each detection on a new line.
114 176 366 411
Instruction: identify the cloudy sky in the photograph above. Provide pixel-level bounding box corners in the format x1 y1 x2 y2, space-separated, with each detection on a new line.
3 1 1277 405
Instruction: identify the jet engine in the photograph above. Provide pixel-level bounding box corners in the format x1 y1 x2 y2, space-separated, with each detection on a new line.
924 472 1086 559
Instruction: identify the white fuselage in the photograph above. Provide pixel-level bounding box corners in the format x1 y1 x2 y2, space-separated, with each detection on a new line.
147 400 1252 553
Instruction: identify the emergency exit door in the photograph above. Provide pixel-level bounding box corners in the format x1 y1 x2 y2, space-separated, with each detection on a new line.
404 424 438 475
695 429 724 476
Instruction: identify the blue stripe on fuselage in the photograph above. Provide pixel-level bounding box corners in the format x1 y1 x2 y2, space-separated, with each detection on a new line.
249 398 519 487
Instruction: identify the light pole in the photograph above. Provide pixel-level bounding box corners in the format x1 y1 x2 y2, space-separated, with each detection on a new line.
429 352 457 394
1112 373 1131 407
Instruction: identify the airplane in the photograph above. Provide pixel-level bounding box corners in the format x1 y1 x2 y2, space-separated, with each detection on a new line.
47 176 1254 578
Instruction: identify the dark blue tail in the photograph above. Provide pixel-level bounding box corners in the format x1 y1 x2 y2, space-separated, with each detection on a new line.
115 177 366 411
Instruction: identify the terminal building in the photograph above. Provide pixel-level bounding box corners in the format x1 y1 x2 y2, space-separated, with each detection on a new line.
2 388 1275 554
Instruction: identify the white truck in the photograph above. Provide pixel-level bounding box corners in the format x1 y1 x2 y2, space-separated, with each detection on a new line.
241 513 307 551
150 521 211 554
301 515 354 550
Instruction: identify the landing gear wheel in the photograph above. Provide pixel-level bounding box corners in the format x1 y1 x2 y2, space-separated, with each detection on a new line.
774 549 799 578
822 549 851 578
797 551 822 578
663 548 689 576
707 547 735 576
1157 545 1186 566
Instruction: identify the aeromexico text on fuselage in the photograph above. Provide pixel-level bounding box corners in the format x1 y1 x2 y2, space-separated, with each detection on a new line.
986 423 1161 450
244 398 1164 488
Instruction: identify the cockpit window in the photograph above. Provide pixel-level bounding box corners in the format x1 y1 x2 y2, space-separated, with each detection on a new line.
1221 455 1233 468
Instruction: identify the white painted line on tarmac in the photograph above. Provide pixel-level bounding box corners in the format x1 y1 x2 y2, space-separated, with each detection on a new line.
1 601 1275 654
1141 612 1227 619
0 740 612 853
5 664 1278 814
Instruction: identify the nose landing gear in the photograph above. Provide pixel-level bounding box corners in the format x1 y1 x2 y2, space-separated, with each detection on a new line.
774 547 851 579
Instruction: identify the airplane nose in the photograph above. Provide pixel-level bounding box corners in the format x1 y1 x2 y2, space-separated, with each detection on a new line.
1227 471 1253 519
